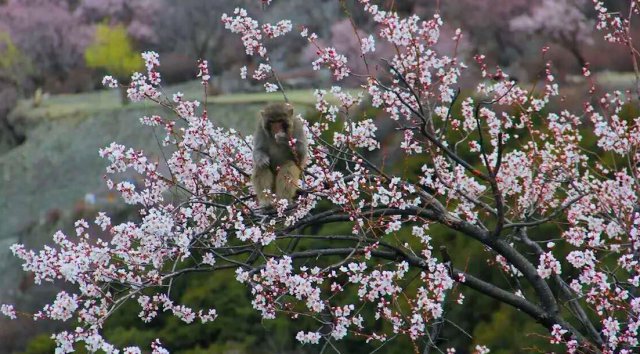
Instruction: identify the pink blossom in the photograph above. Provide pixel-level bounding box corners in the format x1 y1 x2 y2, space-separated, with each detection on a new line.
197 59 210 84
296 331 321 344
101 75 119 88
551 324 568 344
312 47 351 80
222 8 267 57
262 20 292 39
361 35 375 54
264 83 279 92
1 304 16 319
537 252 562 279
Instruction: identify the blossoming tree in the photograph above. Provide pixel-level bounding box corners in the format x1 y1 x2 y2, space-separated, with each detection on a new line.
510 0 593 67
3 1 640 353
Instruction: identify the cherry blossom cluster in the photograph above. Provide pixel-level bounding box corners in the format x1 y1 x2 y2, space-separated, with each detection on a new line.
262 20 292 39
593 0 630 44
536 252 562 279
196 59 210 85
142 51 161 85
236 256 325 319
221 8 292 92
311 47 351 81
222 8 266 57
101 75 119 88
333 119 380 151
361 35 376 54
296 331 321 344
125 71 161 102
0 304 16 319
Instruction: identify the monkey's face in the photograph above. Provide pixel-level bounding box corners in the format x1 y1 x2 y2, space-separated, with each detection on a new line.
269 119 290 144
261 103 294 144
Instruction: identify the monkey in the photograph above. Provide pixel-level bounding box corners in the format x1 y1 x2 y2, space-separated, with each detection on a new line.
251 102 308 208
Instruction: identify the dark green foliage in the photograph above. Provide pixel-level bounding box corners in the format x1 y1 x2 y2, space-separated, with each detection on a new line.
21 334 56 354
100 270 307 353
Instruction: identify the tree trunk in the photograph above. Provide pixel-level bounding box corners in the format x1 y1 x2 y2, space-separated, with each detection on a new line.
119 85 129 105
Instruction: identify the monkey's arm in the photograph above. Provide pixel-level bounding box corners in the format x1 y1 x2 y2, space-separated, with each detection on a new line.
252 130 271 168
292 118 308 165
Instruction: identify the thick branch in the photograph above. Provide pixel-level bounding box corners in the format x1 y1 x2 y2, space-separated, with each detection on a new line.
287 204 562 320
516 228 603 347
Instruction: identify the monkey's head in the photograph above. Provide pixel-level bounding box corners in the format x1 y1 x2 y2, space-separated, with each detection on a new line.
261 102 294 144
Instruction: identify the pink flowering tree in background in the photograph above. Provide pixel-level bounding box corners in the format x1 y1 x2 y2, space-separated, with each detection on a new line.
4 1 640 353
440 0 530 67
0 0 91 79
510 0 594 67
0 0 162 94
301 18 397 82
75 0 161 44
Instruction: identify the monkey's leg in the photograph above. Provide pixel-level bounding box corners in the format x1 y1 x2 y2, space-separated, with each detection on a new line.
252 167 275 207
275 161 301 202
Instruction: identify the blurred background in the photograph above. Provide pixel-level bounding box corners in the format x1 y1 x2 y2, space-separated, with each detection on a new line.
0 0 637 353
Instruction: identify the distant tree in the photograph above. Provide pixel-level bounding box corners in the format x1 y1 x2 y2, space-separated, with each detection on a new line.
75 0 160 45
441 0 531 66
0 30 31 147
159 0 226 59
0 0 91 81
154 0 343 76
0 0 160 91
302 18 397 84
153 0 241 71
0 31 31 90
510 0 593 68
84 24 143 104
